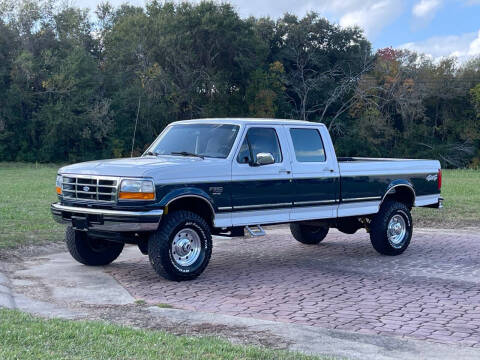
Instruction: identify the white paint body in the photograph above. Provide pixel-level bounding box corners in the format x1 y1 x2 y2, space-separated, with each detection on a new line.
58 118 442 229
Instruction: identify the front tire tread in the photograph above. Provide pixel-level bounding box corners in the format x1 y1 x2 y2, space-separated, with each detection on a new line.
65 226 124 266
148 211 212 281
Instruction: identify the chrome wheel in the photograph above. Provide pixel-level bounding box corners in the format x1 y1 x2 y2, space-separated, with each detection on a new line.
387 214 407 248
171 228 201 267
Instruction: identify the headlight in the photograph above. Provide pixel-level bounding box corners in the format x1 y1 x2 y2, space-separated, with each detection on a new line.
119 179 155 200
56 175 63 195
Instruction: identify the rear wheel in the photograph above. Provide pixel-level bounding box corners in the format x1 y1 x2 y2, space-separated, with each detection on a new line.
148 211 212 281
65 226 124 266
290 223 329 244
370 201 413 255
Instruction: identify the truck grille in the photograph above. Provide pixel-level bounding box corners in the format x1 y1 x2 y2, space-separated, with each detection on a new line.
61 175 119 203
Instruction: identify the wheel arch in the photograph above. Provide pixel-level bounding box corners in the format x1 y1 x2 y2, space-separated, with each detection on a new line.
381 181 416 209
161 190 216 228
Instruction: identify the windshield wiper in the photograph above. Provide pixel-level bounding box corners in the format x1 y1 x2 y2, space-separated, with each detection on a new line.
144 151 159 156
170 151 204 159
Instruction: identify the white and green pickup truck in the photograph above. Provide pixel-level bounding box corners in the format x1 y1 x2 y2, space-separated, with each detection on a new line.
51 118 443 281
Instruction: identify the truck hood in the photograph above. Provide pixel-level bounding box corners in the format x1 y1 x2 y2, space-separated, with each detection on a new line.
59 156 229 182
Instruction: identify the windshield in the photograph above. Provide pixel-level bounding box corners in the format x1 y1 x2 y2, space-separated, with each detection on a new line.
148 123 240 159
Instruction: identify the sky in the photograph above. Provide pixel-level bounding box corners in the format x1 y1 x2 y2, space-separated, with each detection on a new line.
75 0 480 63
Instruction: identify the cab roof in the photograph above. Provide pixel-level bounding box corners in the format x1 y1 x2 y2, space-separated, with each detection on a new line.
173 118 326 127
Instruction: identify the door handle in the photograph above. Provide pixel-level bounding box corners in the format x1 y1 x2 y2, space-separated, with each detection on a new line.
279 169 291 174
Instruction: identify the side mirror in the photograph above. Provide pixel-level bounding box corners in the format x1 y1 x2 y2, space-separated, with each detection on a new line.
255 152 275 166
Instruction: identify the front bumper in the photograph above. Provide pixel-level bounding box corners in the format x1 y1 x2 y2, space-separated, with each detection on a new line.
51 203 163 232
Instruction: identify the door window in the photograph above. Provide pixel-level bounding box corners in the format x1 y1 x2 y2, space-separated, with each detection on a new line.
290 128 326 162
237 127 282 164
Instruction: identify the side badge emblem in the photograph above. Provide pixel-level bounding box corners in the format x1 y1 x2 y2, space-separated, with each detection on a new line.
209 187 223 195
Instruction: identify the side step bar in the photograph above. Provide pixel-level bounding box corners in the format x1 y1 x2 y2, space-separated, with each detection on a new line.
245 225 266 237
213 225 267 237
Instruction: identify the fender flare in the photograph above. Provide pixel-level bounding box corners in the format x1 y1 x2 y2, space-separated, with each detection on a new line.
159 187 216 214
381 179 416 207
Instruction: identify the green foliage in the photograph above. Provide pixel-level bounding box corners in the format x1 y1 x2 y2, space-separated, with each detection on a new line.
0 1 478 166
471 83 480 115
0 163 63 249
344 49 480 167
246 61 285 117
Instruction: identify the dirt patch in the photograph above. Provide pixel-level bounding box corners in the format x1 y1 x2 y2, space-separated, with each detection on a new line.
65 303 292 349
0 241 66 262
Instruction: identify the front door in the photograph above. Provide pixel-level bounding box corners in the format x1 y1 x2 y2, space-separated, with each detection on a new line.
285 125 340 221
231 125 292 226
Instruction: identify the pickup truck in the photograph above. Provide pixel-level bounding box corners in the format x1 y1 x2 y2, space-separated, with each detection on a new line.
51 118 443 281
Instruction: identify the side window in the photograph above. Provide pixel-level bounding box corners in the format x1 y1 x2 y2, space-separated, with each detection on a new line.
237 139 251 164
237 127 282 164
290 128 326 162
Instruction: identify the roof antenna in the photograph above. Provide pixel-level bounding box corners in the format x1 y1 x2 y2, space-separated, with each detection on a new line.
130 95 141 157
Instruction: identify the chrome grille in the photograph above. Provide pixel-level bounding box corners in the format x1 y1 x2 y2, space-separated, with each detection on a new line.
61 175 119 203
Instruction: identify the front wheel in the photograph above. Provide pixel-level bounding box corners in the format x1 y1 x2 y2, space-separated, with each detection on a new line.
370 201 413 255
148 211 212 281
65 227 124 266
290 223 329 244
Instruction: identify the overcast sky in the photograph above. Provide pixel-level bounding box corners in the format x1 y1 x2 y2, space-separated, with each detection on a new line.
74 0 480 63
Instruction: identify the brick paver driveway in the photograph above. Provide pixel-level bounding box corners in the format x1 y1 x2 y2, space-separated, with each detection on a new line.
107 227 480 347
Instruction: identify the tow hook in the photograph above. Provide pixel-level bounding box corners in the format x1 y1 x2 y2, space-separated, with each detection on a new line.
438 197 444 209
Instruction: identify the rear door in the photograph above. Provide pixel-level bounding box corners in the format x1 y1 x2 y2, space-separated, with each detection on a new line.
285 125 340 221
230 125 292 226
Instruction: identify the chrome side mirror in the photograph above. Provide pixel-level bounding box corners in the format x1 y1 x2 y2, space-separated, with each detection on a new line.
255 152 275 166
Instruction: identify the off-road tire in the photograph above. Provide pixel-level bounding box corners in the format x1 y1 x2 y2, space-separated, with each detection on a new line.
65 226 124 266
290 223 329 244
370 200 413 256
148 211 212 281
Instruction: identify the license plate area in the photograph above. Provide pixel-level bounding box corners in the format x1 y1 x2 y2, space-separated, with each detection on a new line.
72 216 89 231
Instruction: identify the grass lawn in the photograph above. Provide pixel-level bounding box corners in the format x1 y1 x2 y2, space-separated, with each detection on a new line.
0 163 478 250
0 163 64 249
0 309 328 360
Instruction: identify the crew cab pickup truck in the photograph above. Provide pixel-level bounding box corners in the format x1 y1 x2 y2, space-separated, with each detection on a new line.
51 118 443 281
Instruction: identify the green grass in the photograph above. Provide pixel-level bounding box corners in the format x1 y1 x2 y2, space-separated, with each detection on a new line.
413 169 480 228
0 163 478 250
0 163 64 249
157 303 174 308
0 309 329 360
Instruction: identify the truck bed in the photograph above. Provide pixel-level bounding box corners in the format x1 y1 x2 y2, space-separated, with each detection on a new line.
337 157 432 163
337 157 441 213
338 157 440 176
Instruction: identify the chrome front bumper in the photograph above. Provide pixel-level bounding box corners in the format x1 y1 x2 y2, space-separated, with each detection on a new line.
51 203 163 232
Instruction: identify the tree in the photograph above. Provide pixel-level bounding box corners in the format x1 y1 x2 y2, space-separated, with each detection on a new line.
0 0 479 167
274 13 370 123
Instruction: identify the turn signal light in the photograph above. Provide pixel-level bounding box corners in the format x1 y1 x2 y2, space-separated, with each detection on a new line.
56 175 62 195
118 192 155 200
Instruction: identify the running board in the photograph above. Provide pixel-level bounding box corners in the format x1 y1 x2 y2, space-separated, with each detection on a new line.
245 225 266 237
